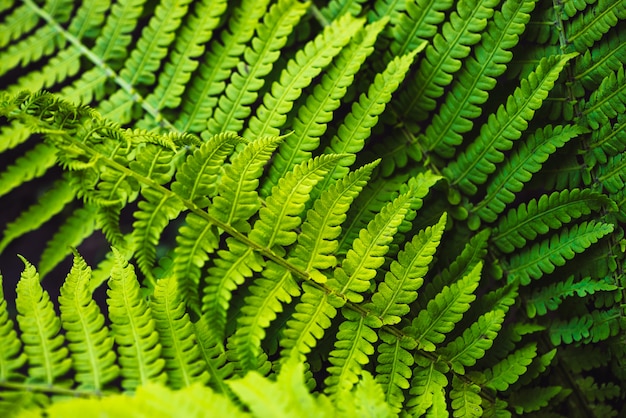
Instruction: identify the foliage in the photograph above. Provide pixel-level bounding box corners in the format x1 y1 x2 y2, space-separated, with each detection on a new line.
1 0 626 416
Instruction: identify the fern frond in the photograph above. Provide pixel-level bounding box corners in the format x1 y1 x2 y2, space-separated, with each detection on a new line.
470 124 583 227
117 0 191 87
443 53 576 196
491 188 610 253
387 0 453 59
15 257 71 386
206 0 309 135
505 221 614 285
326 190 414 304
291 161 377 283
279 282 340 360
319 0 367 21
151 275 210 389
131 188 184 284
582 66 626 130
586 112 626 166
482 343 537 391
107 249 166 390
374 331 415 415
336 173 408 254
38 205 97 277
575 27 626 90
262 18 385 195
244 14 363 139
92 0 146 63
249 153 346 250
526 276 618 318
365 213 447 326
508 386 563 414
450 375 482 418
564 0 626 52
58 252 118 391
0 143 57 199
318 46 420 190
141 0 227 115
440 309 506 374
0 274 26 382
324 308 378 396
0 176 74 253
549 307 621 345
396 0 500 122
224 154 346 371
406 359 449 417
407 262 482 351
176 0 271 132
209 135 282 231
193 315 232 393
170 132 242 311
0 2 39 49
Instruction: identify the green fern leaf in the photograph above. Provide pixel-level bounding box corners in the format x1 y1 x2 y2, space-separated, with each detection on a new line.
336 173 408 254
38 206 97 277
15 257 71 385
0 143 57 199
176 0 271 132
224 154 346 370
262 19 385 195
192 315 232 394
324 308 378 396
526 276 618 318
440 310 506 374
505 221 614 285
119 0 191 86
327 190 414 304
107 249 166 390
0 2 39 49
0 274 26 382
470 124 583 227
141 0 227 114
575 27 626 90
375 331 416 415
170 132 242 311
205 154 342 343
450 375 482 418
418 229 490 312
209 135 282 231
586 113 626 166
508 385 562 414
407 262 482 351
292 161 377 283
58 252 118 391
0 4 71 78
406 359 449 417
583 66 626 130
444 53 576 196
365 213 447 326
396 0 500 122
492 188 610 253
279 282 341 360
206 0 309 135
318 46 420 191
387 0 453 60
320 0 367 21
549 307 621 345
482 343 537 391
564 0 626 52
244 13 363 139
151 275 210 389
0 176 74 253
421 0 537 156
